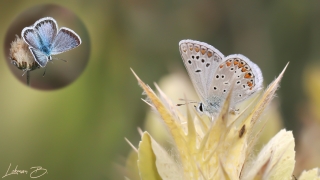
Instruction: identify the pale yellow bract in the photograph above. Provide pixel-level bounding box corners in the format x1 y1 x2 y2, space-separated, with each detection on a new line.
126 63 320 180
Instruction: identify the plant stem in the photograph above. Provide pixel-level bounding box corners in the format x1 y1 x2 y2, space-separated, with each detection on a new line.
27 71 30 86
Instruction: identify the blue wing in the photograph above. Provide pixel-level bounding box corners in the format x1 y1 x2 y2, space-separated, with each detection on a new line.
21 27 40 49
22 17 58 55
34 17 58 49
50 27 81 55
29 47 49 67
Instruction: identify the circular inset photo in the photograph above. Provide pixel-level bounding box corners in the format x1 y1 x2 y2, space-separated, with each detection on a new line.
4 4 90 90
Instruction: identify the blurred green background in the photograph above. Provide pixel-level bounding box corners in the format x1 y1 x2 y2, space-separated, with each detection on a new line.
1 0 320 179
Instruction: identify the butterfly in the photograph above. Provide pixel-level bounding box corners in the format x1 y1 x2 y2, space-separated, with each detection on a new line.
21 17 81 67
179 39 263 118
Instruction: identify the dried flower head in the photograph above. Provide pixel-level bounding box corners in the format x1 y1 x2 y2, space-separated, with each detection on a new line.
9 35 40 72
125 63 320 180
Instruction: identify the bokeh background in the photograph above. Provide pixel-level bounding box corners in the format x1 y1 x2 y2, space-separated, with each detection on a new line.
1 0 320 179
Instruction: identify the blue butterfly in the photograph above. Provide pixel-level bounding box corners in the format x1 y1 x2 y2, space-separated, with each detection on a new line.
21 17 81 67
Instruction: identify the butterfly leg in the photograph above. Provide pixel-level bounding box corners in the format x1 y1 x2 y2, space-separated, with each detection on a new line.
43 67 47 77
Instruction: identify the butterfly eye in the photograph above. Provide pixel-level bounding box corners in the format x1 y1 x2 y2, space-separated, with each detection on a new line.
199 103 203 111
196 103 204 113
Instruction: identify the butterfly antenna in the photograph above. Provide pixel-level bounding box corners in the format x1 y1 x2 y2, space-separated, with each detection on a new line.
176 98 197 106
53 57 68 63
178 98 197 103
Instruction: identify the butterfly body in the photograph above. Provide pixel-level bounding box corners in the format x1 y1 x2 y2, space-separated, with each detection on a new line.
179 40 263 118
21 17 81 67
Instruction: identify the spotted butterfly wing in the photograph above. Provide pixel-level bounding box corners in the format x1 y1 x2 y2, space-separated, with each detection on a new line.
179 40 225 102
208 54 263 111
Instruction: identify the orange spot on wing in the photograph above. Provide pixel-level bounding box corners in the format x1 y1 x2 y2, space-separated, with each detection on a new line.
219 64 224 68
188 44 193 51
201 47 206 55
238 61 245 68
241 67 247 72
244 73 251 78
181 44 187 52
195 46 200 52
234 60 239 65
226 61 232 66
207 51 213 58
247 81 253 87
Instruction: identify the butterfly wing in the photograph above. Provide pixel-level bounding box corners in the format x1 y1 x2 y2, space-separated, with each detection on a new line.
29 47 49 67
50 27 81 55
179 40 225 102
21 27 40 49
208 54 263 110
22 17 58 52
